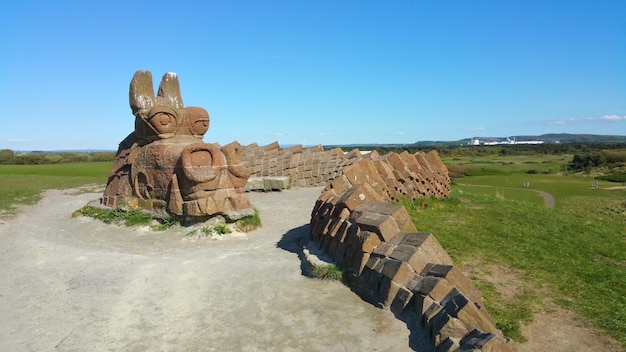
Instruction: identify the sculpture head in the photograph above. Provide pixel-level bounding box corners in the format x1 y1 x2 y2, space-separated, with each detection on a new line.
129 71 210 143
102 70 251 220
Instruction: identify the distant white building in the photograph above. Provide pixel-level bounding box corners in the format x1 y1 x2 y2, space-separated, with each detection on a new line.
469 137 544 146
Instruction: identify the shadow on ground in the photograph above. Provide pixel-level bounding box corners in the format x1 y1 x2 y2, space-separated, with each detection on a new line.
276 224 434 352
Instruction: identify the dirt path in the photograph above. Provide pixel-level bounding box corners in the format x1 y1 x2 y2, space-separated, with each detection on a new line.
0 187 425 352
459 183 556 209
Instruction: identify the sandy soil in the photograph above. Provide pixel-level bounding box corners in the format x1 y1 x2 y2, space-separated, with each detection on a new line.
463 262 622 352
0 187 426 352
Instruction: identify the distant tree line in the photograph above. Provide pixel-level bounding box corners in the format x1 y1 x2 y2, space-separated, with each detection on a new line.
0 149 116 165
331 142 626 159
568 150 626 172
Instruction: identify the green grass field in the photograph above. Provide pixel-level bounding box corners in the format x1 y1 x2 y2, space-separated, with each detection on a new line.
0 162 110 216
403 156 626 346
443 153 572 175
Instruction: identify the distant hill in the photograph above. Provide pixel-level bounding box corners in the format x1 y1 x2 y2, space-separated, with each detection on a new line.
513 133 626 143
413 133 626 146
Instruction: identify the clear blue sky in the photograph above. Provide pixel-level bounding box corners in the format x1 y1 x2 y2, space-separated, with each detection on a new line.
1 1 624 151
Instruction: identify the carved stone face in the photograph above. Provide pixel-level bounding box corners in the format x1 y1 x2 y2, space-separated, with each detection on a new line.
102 70 252 220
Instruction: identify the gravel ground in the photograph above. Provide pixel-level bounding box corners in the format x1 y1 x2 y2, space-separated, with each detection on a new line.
0 187 429 352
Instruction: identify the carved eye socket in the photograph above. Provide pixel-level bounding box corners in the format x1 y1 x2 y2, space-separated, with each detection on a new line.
146 105 180 136
184 107 210 137
159 114 173 127
191 118 209 136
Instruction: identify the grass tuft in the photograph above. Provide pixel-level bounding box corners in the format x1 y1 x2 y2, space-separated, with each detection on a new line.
73 205 176 231
311 264 345 281
235 208 261 232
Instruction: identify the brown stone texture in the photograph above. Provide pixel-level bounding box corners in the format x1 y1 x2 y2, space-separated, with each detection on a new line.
102 71 253 220
239 142 359 188
307 147 512 351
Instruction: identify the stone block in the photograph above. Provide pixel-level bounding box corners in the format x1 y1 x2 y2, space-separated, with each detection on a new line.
349 250 370 274
379 258 417 286
414 276 455 302
359 264 381 289
333 220 352 243
411 292 436 317
459 330 512 352
422 263 483 306
379 277 402 307
340 158 388 197
371 242 396 257
434 338 457 352
353 202 416 233
388 233 453 273
310 217 331 240
343 218 361 244
325 218 343 239
364 254 384 273
350 206 401 242
446 292 498 334
343 245 357 269
424 302 450 339
473 335 512 352
245 177 265 191
390 285 414 315
404 272 424 292
327 237 339 258
336 183 383 212
333 241 347 265
261 141 280 152
263 176 289 190
344 148 361 159
319 233 332 252
356 230 382 253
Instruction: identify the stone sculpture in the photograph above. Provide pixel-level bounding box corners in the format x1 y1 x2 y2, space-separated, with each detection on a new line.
102 71 253 220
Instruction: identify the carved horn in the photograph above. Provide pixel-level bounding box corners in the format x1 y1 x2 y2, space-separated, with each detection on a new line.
129 70 156 115
157 72 184 109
